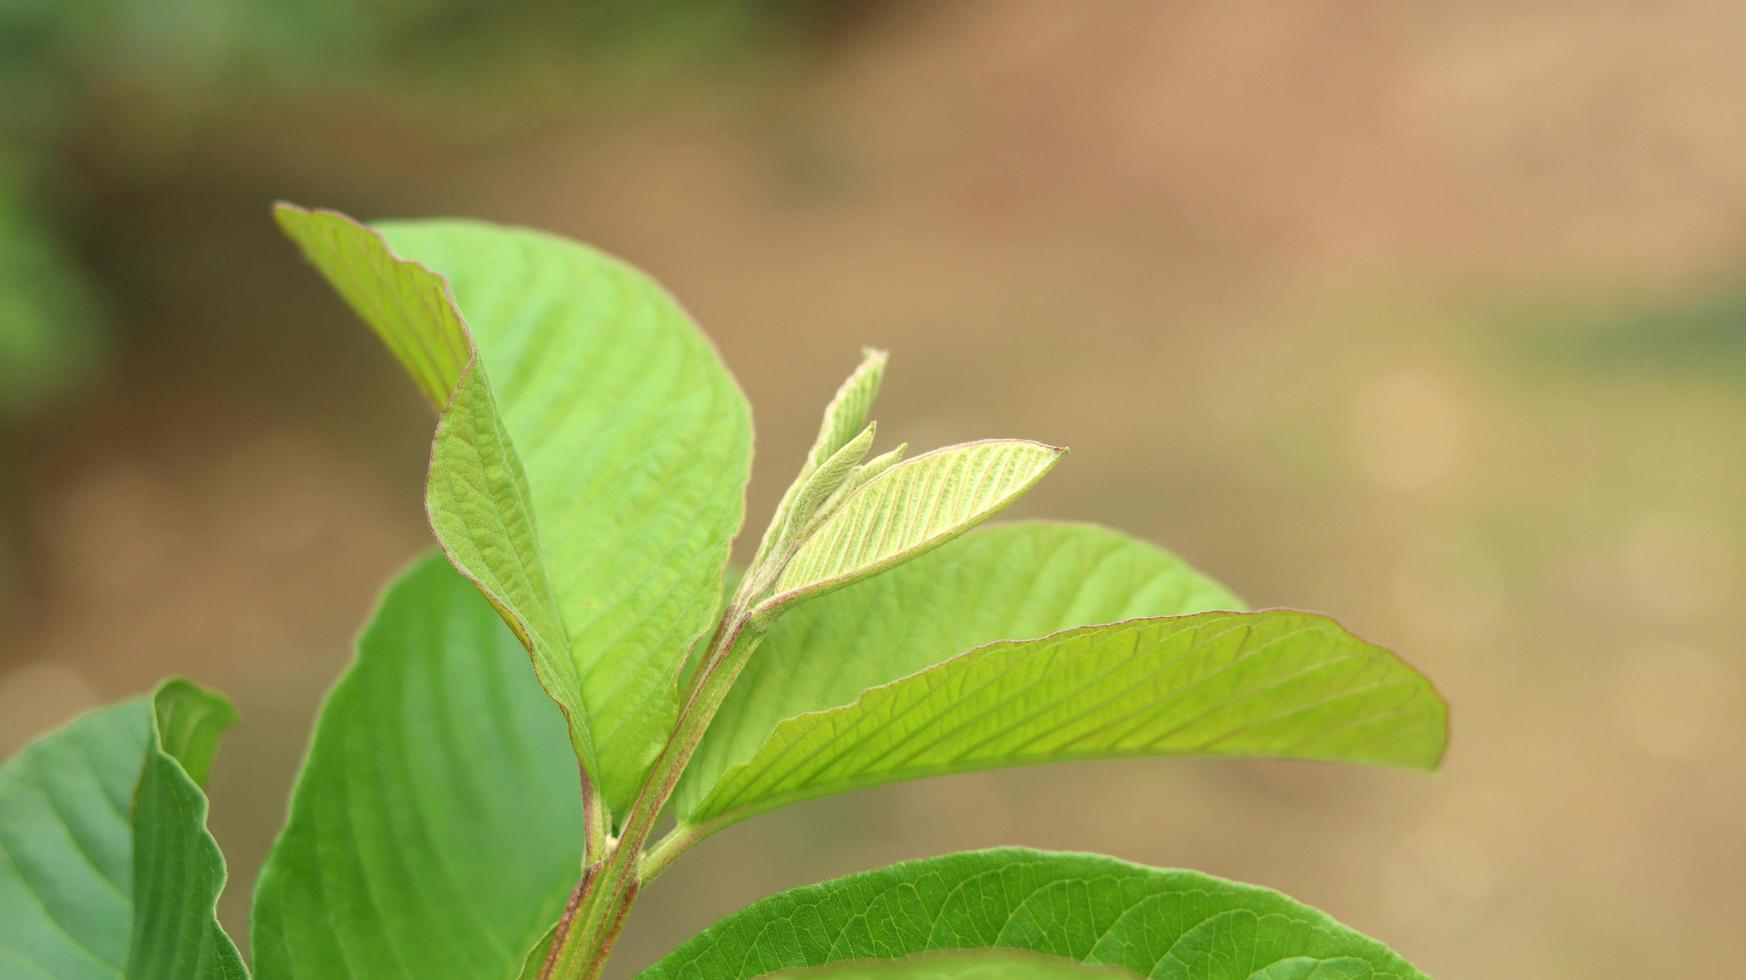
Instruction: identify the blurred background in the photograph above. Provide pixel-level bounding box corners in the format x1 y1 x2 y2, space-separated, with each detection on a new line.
2 2 1742 976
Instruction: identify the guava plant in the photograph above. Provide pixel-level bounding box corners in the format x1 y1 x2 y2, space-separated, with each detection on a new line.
0 205 1448 979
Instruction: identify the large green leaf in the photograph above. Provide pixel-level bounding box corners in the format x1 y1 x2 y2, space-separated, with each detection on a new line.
678 522 1244 818
687 609 1444 829
276 205 753 813
638 848 1427 979
0 682 244 979
763 440 1064 612
251 553 582 980
771 951 1136 978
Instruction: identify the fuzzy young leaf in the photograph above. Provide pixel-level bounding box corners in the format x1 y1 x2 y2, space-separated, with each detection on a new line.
679 522 1242 818
805 441 908 538
638 848 1427 979
805 348 887 471
763 440 1064 612
0 682 245 980
770 952 1136 979
252 554 581 980
276 205 752 813
752 349 888 571
782 422 878 543
849 442 907 486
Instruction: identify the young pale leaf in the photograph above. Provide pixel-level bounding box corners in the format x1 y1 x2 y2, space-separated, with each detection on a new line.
763 440 1064 612
805 347 887 471
0 682 245 980
277 205 753 813
782 422 878 543
679 522 1242 817
802 439 907 543
849 442 907 486
637 848 1427 979
769 952 1136 979
252 554 581 980
752 349 888 571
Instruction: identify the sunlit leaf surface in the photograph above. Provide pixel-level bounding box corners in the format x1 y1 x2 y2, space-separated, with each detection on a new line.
680 522 1244 818
682 524 1442 828
766 441 1064 610
277 205 752 812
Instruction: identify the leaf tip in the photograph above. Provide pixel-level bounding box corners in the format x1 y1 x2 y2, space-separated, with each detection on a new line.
271 200 310 239
151 676 241 726
1021 439 1069 473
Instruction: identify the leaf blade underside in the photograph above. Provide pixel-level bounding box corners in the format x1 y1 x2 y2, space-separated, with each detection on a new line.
689 608 1445 829
765 440 1064 612
679 522 1246 818
637 848 1427 980
250 554 582 980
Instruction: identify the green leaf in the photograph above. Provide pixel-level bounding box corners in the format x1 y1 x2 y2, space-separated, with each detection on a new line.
677 527 1440 830
129 682 249 980
770 951 1137 978
513 924 559 980
0 681 245 980
687 608 1444 829
251 554 582 980
679 522 1243 819
274 206 472 409
276 204 753 814
763 440 1064 612
0 700 143 979
637 848 1427 979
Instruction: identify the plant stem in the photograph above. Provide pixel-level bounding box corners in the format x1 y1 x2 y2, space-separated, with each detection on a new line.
580 766 606 866
638 822 710 883
540 603 769 980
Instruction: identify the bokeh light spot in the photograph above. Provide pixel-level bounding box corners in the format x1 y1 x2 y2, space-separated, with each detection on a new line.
1349 371 1463 490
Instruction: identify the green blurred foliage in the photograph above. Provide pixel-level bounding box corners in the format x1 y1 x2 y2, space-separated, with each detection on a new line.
0 169 101 419
1521 285 1746 375
0 0 849 418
